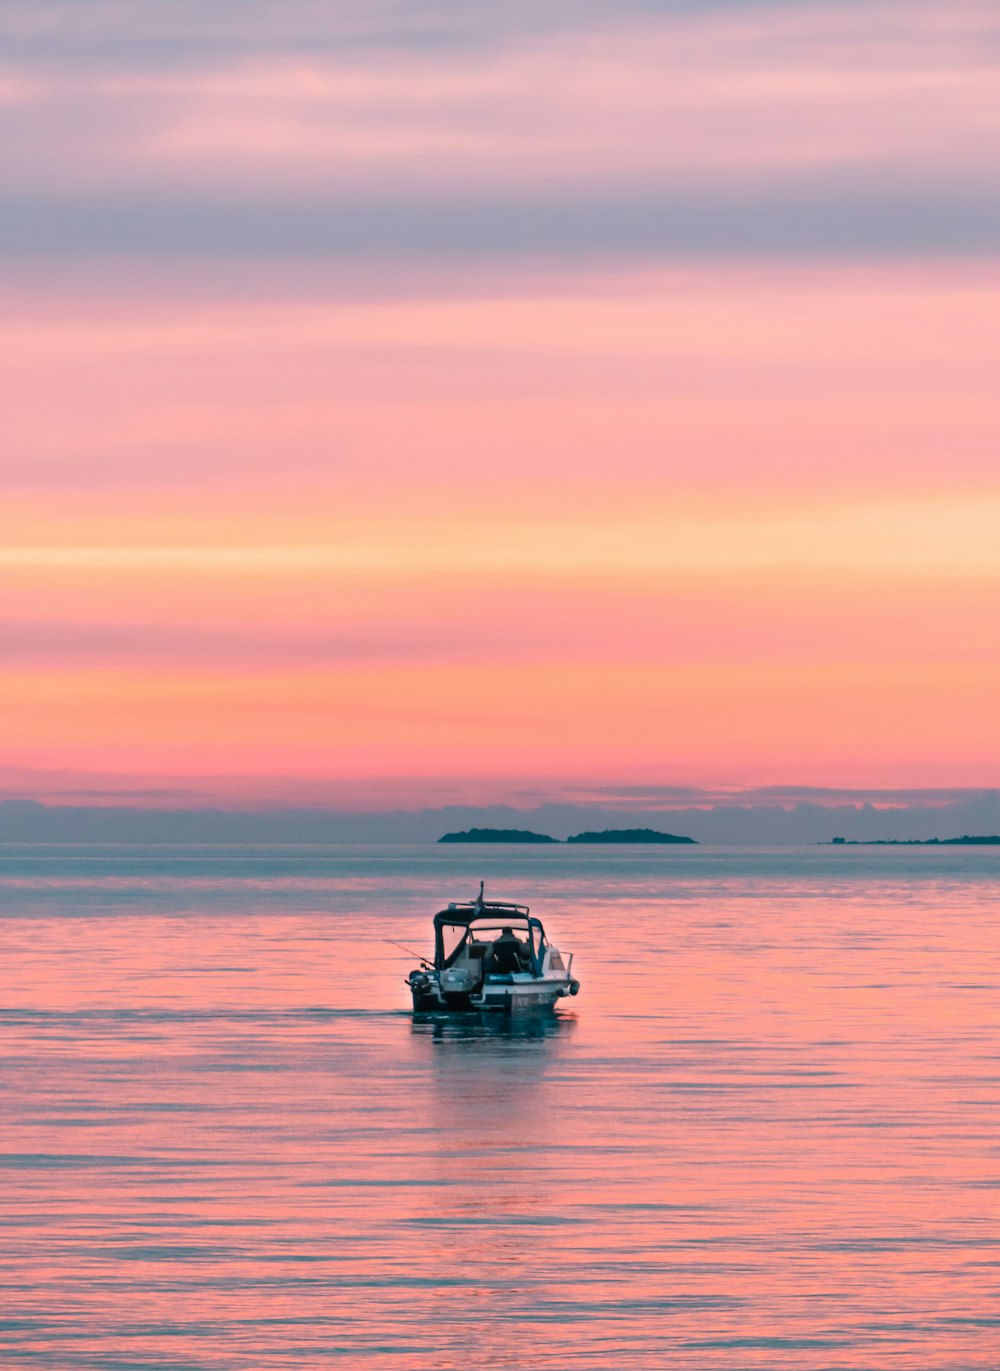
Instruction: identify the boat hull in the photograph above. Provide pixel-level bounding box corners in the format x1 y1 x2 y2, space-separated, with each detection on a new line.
408 970 578 1014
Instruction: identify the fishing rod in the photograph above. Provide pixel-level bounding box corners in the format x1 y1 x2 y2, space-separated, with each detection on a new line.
383 938 433 969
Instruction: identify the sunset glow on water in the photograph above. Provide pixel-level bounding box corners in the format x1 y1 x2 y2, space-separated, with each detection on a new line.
3 845 1000 1369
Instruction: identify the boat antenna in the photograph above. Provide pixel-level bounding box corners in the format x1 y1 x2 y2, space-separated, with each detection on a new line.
383 938 432 969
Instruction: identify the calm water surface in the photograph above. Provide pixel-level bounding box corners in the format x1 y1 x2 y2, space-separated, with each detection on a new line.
2 844 1000 1369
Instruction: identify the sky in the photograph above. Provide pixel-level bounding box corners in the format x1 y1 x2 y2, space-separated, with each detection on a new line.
3 0 999 814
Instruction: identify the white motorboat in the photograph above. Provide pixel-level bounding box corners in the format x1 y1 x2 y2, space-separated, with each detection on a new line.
407 884 580 1014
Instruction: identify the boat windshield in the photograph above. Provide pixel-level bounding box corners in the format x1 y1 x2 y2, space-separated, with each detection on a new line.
469 920 532 937
437 916 545 969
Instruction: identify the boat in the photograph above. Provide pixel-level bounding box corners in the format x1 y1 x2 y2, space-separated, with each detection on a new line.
407 883 581 1014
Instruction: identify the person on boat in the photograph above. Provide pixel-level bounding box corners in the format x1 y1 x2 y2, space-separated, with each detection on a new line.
492 926 531 973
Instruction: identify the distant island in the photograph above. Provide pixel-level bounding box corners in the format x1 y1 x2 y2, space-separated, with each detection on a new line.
436 826 697 844
438 828 559 844
566 828 697 844
829 835 1000 846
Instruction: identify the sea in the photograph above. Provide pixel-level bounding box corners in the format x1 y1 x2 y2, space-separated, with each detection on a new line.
2 843 1000 1370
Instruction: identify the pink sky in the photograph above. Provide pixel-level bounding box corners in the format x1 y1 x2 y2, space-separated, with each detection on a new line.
3 1 999 808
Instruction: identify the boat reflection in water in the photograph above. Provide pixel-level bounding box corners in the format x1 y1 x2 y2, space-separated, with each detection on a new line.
411 1009 578 1043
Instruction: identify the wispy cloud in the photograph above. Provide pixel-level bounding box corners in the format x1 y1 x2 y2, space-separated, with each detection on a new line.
3 492 1000 575
4 264 998 501
0 618 551 669
1 2 998 257
0 0 939 68
562 783 1000 809
4 189 1000 259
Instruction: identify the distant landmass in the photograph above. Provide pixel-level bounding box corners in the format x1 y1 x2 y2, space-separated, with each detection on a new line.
438 828 559 844
436 826 697 844
829 835 1000 846
3 792 1000 847
566 828 697 844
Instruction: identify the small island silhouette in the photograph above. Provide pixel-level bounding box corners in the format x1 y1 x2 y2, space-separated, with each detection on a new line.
828 835 1000 846
566 828 696 844
438 828 559 844
436 826 697 844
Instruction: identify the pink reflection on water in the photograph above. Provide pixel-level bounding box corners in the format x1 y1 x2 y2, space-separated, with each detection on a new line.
1 848 1000 1366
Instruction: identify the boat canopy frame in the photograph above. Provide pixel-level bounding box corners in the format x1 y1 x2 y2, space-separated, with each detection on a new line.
432 902 547 974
